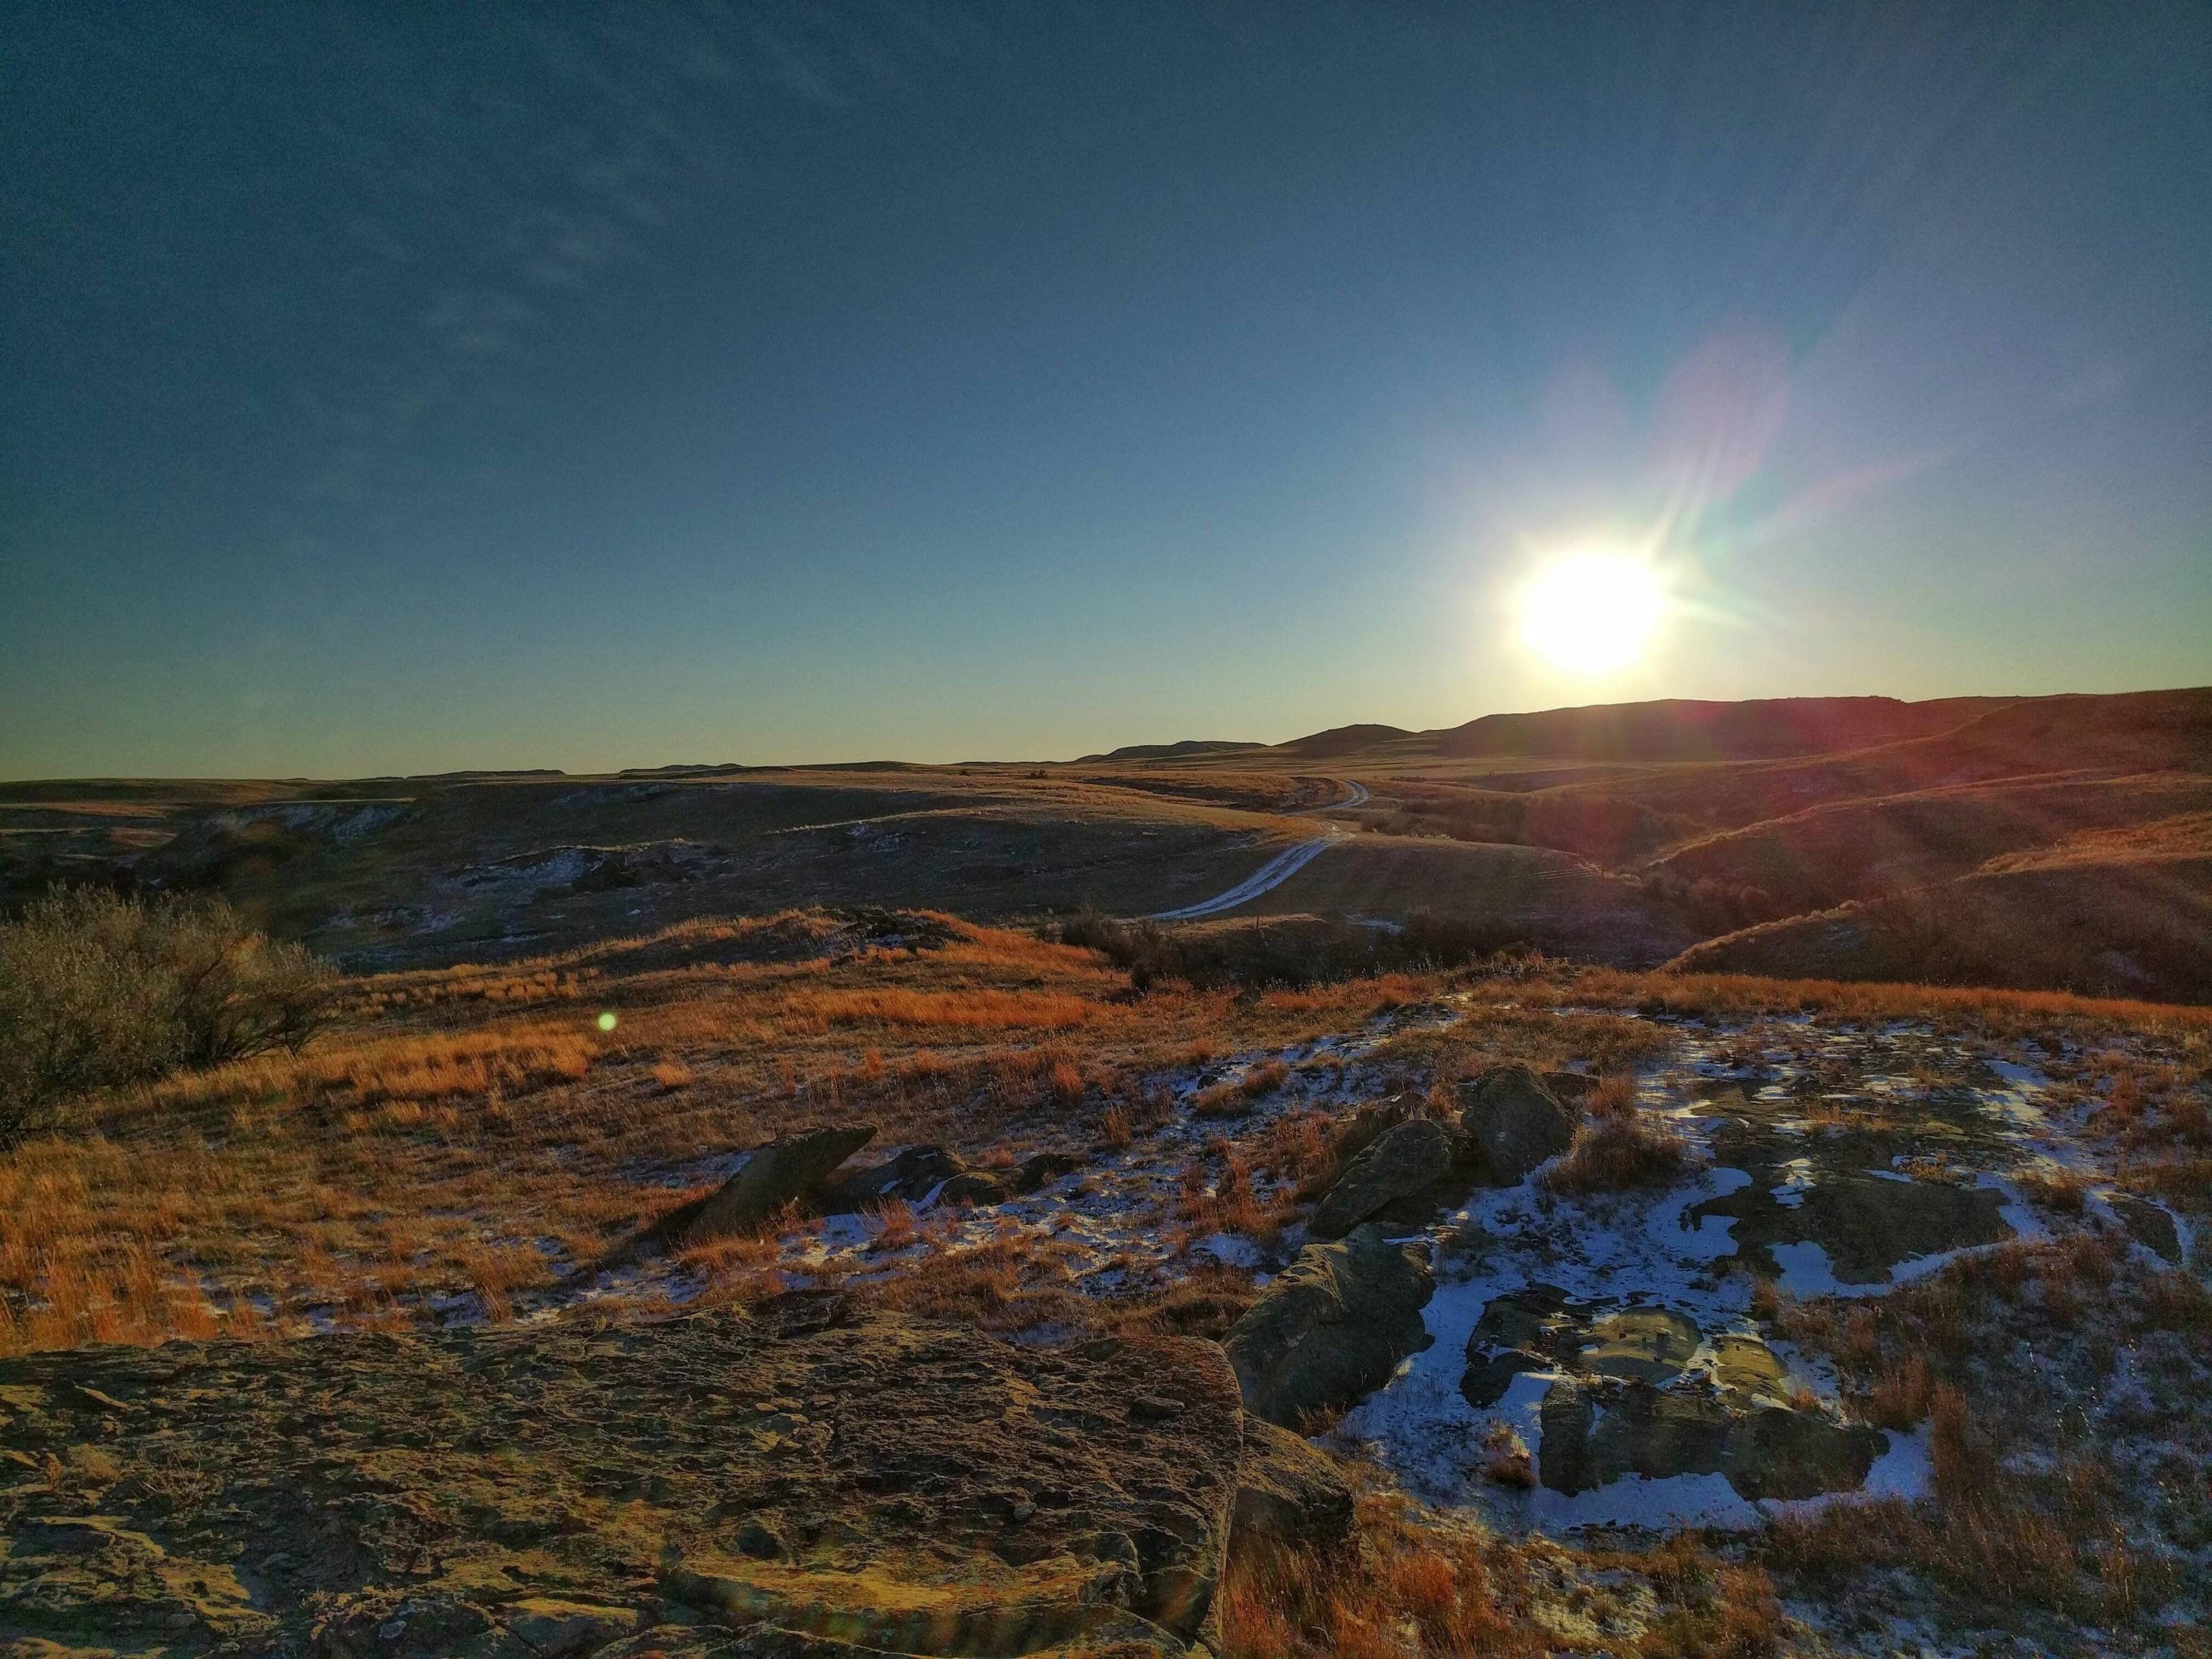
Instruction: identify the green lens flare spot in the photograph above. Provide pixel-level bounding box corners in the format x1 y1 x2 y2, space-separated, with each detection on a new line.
597 1012 618 1033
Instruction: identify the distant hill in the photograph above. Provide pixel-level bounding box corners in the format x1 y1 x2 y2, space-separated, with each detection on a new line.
1419 695 2013 762
1079 740 1264 763
1278 724 1417 758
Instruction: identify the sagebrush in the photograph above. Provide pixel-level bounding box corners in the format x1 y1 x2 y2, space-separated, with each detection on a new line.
0 887 335 1143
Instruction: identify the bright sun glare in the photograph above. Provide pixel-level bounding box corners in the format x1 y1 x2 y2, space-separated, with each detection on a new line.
1518 547 1667 675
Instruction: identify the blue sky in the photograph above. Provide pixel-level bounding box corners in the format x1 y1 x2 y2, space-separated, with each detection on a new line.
4 2 2208 776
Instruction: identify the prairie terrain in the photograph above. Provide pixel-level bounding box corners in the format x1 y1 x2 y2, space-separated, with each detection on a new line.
5 898 2211 1654
5 690 2212 1658
8 687 2206 1001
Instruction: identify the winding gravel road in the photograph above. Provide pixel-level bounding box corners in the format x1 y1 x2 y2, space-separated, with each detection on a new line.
1147 777 1364 920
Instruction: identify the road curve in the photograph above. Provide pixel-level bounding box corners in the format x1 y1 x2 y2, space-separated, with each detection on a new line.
1149 830 1345 921
1290 776 1369 813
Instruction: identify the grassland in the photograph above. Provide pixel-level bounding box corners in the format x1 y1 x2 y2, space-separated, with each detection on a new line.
5 897 2210 1653
8 689 2212 1652
7 687 2209 1003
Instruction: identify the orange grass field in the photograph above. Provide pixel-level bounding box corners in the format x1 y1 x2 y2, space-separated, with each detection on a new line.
5 908 2208 1360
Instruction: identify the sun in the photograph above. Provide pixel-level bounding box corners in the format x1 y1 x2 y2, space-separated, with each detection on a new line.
1517 546 1667 674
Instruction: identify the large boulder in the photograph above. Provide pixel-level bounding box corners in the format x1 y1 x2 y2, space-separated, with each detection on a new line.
819 1144 966 1214
1308 1117 1456 1240
1457 1064 1576 1184
1329 1095 1421 1165
1231 1418 1356 1549
1459 1283 1585 1409
1723 1406 1885 1501
0 1296 1247 1658
1585 1384 1733 1486
1537 1379 1598 1494
936 1150 1088 1208
1693 1170 2016 1285
1225 1224 1435 1429
2109 1195 2184 1265
1535 1378 1884 1501
669 1124 876 1243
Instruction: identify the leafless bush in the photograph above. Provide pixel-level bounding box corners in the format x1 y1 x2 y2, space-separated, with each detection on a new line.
0 888 335 1143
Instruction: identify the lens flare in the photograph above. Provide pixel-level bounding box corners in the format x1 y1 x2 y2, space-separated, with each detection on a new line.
1518 547 1668 674
597 1011 618 1032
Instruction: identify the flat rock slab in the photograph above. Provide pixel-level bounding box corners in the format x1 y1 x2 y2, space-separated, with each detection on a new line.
1538 1380 1884 1501
1692 1170 2015 1285
0 1296 1245 1658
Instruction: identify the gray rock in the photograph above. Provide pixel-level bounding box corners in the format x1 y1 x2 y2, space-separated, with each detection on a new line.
1723 1406 1884 1501
1309 1118 1455 1240
1578 1309 1700 1385
937 1171 1012 1206
1330 1095 1421 1165
677 1124 876 1243
1231 1418 1354 1548
1457 1064 1576 1184
819 1145 966 1214
1586 1384 1732 1485
1224 1225 1434 1429
1537 1380 1596 1494
1459 1348 1546 1409
1533 1376 1883 1501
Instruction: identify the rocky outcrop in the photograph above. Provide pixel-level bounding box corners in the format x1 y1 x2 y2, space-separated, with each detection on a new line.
1225 1224 1434 1429
1464 1297 1886 1505
0 1296 1247 1658
1231 1419 1356 1549
1330 1095 1421 1165
660 1124 876 1244
2109 1195 2184 1265
819 1144 966 1213
938 1150 1088 1207
1309 1117 1456 1239
1724 1403 1886 1501
1457 1064 1576 1184
1693 1170 2016 1285
1578 1309 1701 1384
1535 1378 1884 1501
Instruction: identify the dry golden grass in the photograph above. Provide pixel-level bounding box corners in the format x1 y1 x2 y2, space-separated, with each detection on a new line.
784 985 1105 1031
1222 1494 1790 1659
1573 965 2212 1037
1768 1230 2202 1627
4 912 2200 1368
1540 1070 1692 1194
0 911 1465 1355
1221 1496 1542 1659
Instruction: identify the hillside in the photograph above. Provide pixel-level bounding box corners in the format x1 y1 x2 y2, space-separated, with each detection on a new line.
5 687 2209 999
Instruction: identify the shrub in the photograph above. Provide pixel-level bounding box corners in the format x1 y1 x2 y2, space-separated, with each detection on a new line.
1054 909 1532 991
0 888 335 1143
1541 1075 1693 1194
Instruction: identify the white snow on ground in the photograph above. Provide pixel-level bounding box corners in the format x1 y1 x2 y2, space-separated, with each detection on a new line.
1330 1006 2170 1534
525 996 1469 1321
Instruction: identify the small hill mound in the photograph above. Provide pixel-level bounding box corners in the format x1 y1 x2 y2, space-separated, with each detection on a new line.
1646 773 2212 920
1083 738 1265 762
1278 723 1416 757
1932 687 2212 772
